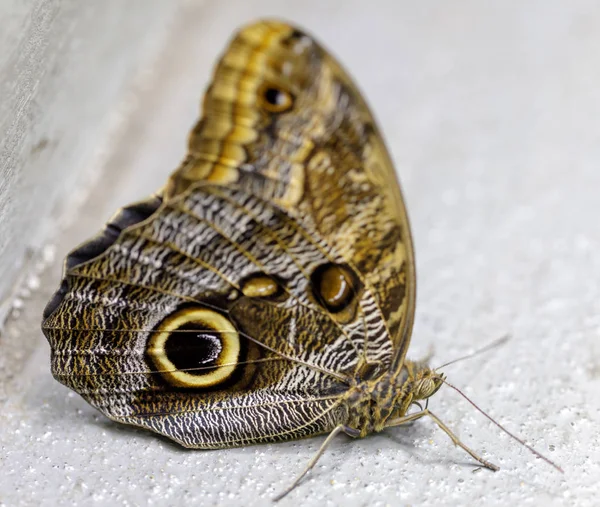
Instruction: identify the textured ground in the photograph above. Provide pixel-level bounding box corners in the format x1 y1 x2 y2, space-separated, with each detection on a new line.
1 2 599 506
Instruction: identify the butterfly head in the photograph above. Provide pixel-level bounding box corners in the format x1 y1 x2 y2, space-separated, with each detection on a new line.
411 368 445 401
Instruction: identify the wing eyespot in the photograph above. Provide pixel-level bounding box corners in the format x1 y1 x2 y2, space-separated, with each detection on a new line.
240 273 286 301
258 83 294 113
147 308 240 388
310 263 363 324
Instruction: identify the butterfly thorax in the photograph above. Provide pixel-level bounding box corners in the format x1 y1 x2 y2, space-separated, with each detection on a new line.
343 361 445 437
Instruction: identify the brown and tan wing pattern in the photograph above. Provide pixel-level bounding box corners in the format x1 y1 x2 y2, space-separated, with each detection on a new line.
171 20 415 361
41 20 415 448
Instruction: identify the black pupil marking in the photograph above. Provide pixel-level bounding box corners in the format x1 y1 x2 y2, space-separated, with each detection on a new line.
164 324 222 373
264 87 287 106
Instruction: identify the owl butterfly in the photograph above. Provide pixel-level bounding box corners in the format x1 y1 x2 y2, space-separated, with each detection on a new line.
42 20 560 500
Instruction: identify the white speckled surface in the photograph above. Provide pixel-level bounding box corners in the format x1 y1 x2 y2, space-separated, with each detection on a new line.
2 2 600 506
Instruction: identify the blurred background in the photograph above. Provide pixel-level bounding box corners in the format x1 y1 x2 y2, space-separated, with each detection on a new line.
1 1 599 506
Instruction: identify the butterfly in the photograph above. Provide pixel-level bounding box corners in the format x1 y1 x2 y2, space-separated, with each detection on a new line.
41 19 560 499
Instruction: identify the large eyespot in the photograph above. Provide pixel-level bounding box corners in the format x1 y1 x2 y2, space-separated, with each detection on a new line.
147 308 240 388
258 83 294 113
310 263 362 323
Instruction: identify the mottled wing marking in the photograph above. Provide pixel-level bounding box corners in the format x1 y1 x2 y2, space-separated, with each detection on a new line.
130 393 346 449
43 181 391 445
169 20 415 362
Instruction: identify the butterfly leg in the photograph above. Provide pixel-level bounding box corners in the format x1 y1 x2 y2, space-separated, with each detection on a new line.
273 425 360 502
385 409 499 471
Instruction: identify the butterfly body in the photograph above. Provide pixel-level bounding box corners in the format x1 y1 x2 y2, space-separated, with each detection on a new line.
340 361 444 437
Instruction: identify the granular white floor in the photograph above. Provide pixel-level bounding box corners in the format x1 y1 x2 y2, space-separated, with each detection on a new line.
1 2 599 506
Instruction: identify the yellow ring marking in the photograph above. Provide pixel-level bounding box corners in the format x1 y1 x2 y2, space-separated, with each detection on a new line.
148 308 240 388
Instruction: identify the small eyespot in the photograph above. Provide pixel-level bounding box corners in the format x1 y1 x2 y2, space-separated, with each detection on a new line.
241 274 282 299
258 84 294 113
312 264 355 311
310 263 362 323
147 308 240 388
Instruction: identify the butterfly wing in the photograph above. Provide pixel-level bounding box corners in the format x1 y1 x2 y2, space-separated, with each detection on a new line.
171 21 416 362
41 20 415 448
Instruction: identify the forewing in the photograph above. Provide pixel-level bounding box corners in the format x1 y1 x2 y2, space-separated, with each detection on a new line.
170 20 416 363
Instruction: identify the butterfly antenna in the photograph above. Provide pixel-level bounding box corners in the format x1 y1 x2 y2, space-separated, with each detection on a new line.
435 334 510 370
441 378 563 473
